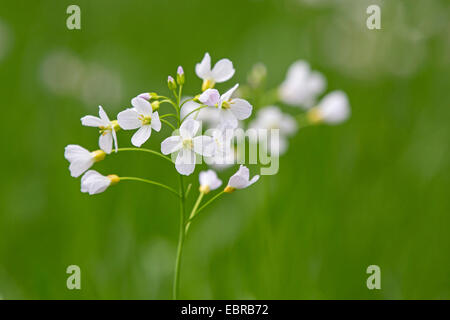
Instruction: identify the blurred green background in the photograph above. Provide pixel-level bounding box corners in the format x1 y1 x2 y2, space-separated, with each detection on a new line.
0 0 449 299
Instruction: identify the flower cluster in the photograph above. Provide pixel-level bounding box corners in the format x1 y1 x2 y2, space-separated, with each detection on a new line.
64 53 350 299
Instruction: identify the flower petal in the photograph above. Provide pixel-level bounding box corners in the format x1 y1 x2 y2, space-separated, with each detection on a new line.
64 145 90 162
195 52 211 79
180 119 200 139
247 175 260 187
81 170 110 195
175 148 196 176
69 159 93 178
211 58 235 82
98 105 110 123
131 97 152 115
111 128 118 153
99 132 113 154
117 108 141 130
229 98 252 120
161 136 182 155
193 135 215 157
131 125 151 147
199 89 220 106
151 111 161 132
220 84 239 103
81 115 104 127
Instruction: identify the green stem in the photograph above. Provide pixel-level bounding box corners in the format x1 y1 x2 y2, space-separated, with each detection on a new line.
187 191 225 224
116 147 172 163
159 99 178 113
160 113 177 119
180 97 195 109
160 118 177 131
173 175 186 300
119 177 179 197
180 105 209 123
185 192 204 234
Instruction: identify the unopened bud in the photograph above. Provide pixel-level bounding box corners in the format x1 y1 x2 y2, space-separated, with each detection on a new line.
177 66 185 85
168 76 177 91
151 101 160 111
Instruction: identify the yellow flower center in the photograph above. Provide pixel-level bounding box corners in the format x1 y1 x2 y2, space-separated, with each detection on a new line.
139 114 152 125
221 100 231 109
182 139 193 150
307 107 323 124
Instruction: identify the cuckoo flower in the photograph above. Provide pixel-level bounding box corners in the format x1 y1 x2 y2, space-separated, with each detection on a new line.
224 165 259 193
199 170 222 194
279 60 326 108
64 145 106 178
199 84 252 127
249 106 298 155
81 105 119 154
117 97 161 147
195 52 235 91
81 170 119 195
307 91 350 125
161 119 215 176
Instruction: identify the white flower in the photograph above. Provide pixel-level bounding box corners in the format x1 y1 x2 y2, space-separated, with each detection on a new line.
199 84 252 127
180 99 220 128
81 105 119 154
81 170 119 195
279 60 326 108
64 145 106 177
307 91 350 124
196 52 235 91
225 165 259 193
161 119 215 176
199 170 222 194
117 97 161 147
206 121 237 169
249 106 298 155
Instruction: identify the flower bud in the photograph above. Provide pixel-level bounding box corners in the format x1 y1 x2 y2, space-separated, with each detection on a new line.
168 76 177 91
138 92 151 101
177 66 185 85
151 100 160 111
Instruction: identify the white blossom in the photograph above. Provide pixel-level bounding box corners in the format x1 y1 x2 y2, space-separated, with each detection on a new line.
161 119 215 176
199 170 222 194
249 106 298 155
180 99 220 128
64 145 105 178
308 90 350 124
225 165 259 192
199 84 252 127
117 97 161 147
81 170 119 195
196 52 235 90
279 60 326 108
81 105 118 154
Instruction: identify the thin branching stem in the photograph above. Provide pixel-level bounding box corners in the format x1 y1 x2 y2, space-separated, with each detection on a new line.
119 177 179 197
116 147 172 163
